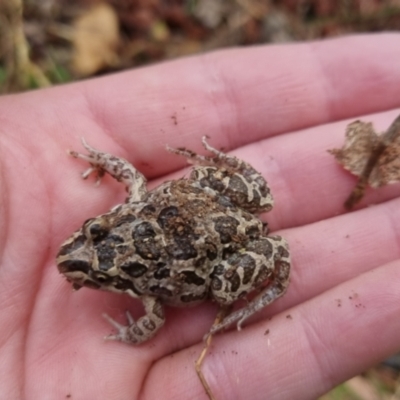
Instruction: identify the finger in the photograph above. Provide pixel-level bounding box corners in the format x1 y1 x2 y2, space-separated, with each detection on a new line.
143 259 400 400
3 34 400 180
240 108 400 229
79 34 400 177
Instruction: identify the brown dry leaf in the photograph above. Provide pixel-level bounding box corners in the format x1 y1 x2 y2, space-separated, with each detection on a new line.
329 114 400 209
150 20 170 42
71 3 120 76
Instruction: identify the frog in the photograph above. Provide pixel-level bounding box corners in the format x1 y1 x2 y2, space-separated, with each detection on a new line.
56 136 291 344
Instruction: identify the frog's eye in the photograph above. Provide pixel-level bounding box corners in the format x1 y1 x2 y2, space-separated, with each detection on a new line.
58 259 91 274
91 271 112 284
85 221 109 242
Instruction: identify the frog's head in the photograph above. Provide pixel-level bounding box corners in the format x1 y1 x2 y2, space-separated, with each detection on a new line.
56 216 114 291
56 215 140 297
56 227 95 290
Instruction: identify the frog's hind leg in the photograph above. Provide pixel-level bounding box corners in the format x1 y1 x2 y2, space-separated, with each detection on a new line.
167 136 273 213
70 138 147 202
207 235 290 338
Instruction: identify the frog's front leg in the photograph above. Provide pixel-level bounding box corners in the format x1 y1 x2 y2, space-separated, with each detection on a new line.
167 136 273 213
208 236 290 337
70 138 147 202
103 295 165 344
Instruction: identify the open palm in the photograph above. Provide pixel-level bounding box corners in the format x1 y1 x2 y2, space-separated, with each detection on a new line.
1 34 400 400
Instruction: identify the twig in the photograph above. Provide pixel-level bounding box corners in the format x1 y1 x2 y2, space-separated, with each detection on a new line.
195 306 231 400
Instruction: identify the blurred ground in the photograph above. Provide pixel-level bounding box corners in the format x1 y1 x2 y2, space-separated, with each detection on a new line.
2 0 400 92
1 1 400 399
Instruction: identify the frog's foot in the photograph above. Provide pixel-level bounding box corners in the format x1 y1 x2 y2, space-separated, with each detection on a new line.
103 296 165 344
69 138 147 201
69 138 107 185
103 311 140 344
166 136 226 167
103 311 163 345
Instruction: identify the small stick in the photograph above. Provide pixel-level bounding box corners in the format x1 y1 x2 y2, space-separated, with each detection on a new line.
195 306 231 400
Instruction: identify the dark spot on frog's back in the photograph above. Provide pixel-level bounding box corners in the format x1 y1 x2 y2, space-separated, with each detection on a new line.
116 244 129 255
226 270 241 292
228 174 248 194
210 265 223 290
217 195 234 208
113 276 141 295
132 222 161 260
222 175 248 206
95 236 122 271
212 264 224 276
199 169 225 192
154 265 170 280
205 242 218 260
276 245 290 259
213 216 239 244
157 206 179 229
236 254 256 285
194 256 206 267
211 277 222 291
251 189 261 206
222 246 236 260
57 234 87 257
97 253 116 271
246 238 273 258
108 234 124 244
121 261 148 277
180 270 205 286
245 224 261 238
139 204 156 218
254 175 270 196
166 237 198 260
133 222 156 239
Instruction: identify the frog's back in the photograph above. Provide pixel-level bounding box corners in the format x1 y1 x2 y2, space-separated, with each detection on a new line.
111 179 264 306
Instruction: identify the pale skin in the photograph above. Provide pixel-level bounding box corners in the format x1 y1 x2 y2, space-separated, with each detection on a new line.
1 34 400 400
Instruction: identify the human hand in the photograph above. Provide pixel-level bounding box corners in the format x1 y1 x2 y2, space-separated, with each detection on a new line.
1 34 400 399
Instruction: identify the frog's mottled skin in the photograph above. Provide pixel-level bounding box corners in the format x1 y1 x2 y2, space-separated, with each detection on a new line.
57 137 290 344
